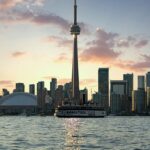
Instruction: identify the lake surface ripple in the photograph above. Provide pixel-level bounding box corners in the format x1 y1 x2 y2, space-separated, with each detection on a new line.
0 116 150 150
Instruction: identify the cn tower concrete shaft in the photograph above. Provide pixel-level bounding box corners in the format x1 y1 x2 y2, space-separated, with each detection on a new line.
70 0 80 104
72 35 79 103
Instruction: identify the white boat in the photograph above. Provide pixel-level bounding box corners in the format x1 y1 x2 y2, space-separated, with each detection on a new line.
55 105 107 118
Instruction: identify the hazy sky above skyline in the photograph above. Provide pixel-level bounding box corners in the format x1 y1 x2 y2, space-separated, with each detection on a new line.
0 0 150 95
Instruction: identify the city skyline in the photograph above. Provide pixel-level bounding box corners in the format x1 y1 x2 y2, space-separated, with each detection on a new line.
0 0 150 94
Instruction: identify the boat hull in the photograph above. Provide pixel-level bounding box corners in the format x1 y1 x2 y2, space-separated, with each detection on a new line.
55 107 106 118
56 115 105 118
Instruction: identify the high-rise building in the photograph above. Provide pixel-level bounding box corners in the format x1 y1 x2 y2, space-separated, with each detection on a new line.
146 72 150 87
132 90 146 113
29 84 35 95
64 82 72 100
132 76 146 113
123 73 133 97
92 92 103 107
138 76 145 90
55 85 64 106
50 78 57 99
110 80 127 95
110 80 128 114
123 73 133 112
80 88 88 104
98 68 109 110
37 81 45 111
70 0 80 104
15 83 25 92
147 87 150 109
2 89 9 96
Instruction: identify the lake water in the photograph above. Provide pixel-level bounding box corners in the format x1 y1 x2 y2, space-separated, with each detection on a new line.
0 116 150 150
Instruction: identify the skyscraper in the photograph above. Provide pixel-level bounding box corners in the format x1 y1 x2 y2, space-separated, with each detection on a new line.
132 76 146 113
123 73 133 112
147 87 150 109
29 84 35 95
15 83 25 92
50 78 57 99
138 76 145 90
98 68 109 110
55 85 64 106
70 0 80 104
123 73 133 97
80 88 88 104
2 89 9 96
64 82 72 100
146 72 150 87
37 81 45 110
110 80 128 114
132 90 146 113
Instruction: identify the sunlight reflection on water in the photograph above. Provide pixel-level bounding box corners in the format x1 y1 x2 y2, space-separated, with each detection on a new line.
64 118 83 150
0 116 150 150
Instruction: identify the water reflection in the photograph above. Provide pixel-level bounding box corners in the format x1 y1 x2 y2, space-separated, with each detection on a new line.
64 118 84 150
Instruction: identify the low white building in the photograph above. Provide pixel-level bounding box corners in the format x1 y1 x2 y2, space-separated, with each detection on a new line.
0 92 37 115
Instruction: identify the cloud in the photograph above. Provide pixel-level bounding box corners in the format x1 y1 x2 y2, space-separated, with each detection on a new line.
80 79 96 87
115 54 150 72
43 76 56 80
58 78 71 85
11 51 27 57
141 54 150 61
0 0 23 10
32 13 70 30
78 22 91 35
0 0 45 10
80 28 121 63
117 39 130 47
117 36 136 48
0 10 70 32
117 36 149 49
0 7 90 34
0 80 14 87
58 78 97 87
54 53 70 63
45 36 72 48
43 75 96 88
135 40 149 48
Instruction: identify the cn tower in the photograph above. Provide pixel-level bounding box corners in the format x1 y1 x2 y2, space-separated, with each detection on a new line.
70 0 80 104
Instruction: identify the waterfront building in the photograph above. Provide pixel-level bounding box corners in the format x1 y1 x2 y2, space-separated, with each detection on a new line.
123 73 133 112
146 72 150 87
2 89 9 96
110 80 128 114
37 81 45 111
147 87 150 109
55 85 64 107
98 68 109 110
80 88 88 104
15 83 25 93
138 76 145 90
50 78 57 99
64 82 72 100
92 92 103 107
0 92 37 115
123 74 133 97
132 90 146 114
29 84 35 95
110 93 123 114
70 0 80 104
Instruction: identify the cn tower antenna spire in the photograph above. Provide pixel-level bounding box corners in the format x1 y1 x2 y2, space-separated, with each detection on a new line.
75 0 76 4
74 0 77 25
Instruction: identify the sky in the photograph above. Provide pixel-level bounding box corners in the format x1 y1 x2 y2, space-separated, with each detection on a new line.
0 0 150 97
